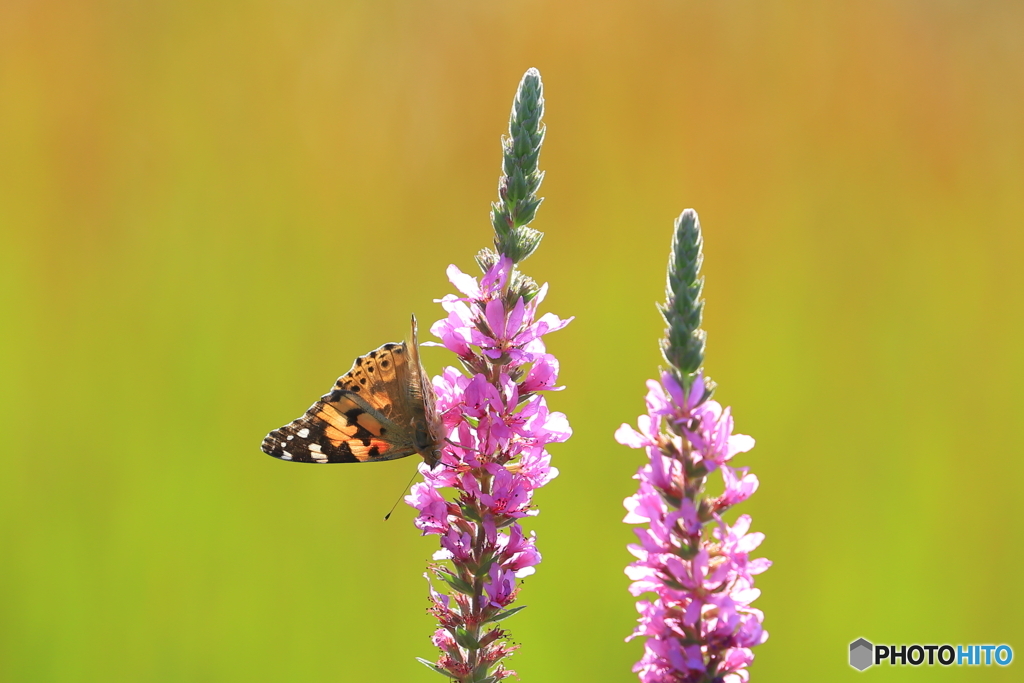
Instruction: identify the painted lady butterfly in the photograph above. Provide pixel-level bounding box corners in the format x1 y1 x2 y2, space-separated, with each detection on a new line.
261 316 444 467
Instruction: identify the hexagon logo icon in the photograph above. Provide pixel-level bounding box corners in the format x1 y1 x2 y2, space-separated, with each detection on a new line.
850 638 874 671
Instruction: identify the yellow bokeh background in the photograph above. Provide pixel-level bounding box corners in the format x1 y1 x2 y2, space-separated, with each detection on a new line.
2 2 1022 681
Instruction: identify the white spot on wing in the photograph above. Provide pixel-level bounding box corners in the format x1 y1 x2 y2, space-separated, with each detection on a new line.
308 443 327 462
280 451 293 460
297 428 310 438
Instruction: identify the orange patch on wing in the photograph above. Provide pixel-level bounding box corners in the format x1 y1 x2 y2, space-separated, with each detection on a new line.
356 412 385 435
349 448 372 462
369 439 391 454
316 403 348 429
348 438 398 462
323 423 350 447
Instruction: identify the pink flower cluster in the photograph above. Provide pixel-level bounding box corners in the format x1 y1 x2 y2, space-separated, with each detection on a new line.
406 255 571 681
616 372 770 683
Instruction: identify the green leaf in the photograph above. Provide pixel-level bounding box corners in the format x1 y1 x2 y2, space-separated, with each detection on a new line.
472 661 495 682
416 658 458 679
474 554 495 577
455 627 480 650
488 605 527 623
495 515 518 529
459 502 482 523
439 571 475 596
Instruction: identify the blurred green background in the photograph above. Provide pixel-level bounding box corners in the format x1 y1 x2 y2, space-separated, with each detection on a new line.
2 1 1022 681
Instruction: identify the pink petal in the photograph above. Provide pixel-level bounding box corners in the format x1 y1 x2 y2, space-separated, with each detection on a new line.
446 264 480 298
615 423 647 448
506 297 526 338
485 299 506 340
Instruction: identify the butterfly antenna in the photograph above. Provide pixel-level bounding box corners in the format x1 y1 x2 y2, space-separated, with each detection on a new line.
384 467 421 521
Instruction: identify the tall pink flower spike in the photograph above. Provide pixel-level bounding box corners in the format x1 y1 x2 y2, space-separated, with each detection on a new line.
409 69 572 683
410 256 570 681
616 209 770 683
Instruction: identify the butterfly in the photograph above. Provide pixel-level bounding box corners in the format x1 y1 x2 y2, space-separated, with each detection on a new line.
261 316 444 468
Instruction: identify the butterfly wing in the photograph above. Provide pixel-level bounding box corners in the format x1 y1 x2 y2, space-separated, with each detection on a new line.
406 316 445 466
261 342 420 463
261 318 445 466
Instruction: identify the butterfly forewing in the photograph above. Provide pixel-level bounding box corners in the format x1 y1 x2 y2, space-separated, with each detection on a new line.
261 395 412 463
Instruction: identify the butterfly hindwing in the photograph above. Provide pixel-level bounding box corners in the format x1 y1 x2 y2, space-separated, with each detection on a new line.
407 318 443 458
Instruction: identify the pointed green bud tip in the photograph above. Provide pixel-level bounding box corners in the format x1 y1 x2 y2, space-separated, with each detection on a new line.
490 69 547 263
661 208 707 377
514 68 544 126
